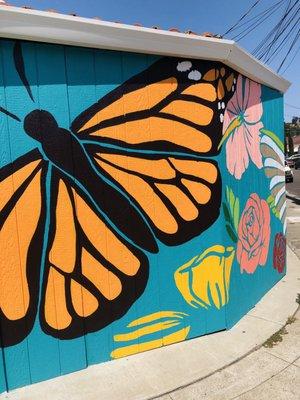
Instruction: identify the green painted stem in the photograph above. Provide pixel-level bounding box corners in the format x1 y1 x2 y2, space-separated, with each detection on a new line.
260 128 284 153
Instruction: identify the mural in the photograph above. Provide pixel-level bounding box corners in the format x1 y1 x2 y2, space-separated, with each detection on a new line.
0 39 285 392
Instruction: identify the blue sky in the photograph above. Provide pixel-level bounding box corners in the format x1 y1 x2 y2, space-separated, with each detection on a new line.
8 0 300 121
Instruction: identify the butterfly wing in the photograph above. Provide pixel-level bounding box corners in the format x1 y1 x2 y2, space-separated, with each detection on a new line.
71 58 235 246
0 149 47 347
89 150 221 246
40 170 148 339
71 57 237 156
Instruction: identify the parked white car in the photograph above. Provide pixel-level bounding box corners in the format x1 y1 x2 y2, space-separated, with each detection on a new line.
285 161 294 183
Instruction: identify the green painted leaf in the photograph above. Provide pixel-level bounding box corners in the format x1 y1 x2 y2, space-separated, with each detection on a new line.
226 224 237 243
233 198 240 233
226 186 230 204
260 129 284 153
223 202 231 223
229 188 235 213
225 186 240 231
267 194 275 205
266 195 281 219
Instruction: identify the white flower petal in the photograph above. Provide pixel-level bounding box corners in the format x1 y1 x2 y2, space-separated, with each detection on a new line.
260 135 284 165
264 158 284 171
177 61 192 72
279 200 286 220
274 185 285 206
188 70 202 81
270 175 285 190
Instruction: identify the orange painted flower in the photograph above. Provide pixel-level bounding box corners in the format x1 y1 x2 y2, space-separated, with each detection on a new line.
237 194 270 274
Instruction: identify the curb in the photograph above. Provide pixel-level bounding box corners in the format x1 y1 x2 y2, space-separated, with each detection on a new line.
153 304 300 400
286 191 300 205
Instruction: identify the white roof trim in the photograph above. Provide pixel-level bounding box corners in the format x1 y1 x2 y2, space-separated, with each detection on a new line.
0 5 291 93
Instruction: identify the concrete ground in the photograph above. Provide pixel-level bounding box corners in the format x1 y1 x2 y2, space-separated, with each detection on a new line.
157 309 300 400
2 199 300 400
287 168 300 199
287 197 300 259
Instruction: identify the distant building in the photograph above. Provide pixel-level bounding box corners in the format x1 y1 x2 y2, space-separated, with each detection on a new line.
293 135 300 153
292 116 300 126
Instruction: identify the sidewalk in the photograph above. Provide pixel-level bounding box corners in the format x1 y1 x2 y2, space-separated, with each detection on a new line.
287 191 300 204
287 198 300 259
157 307 300 400
2 245 299 400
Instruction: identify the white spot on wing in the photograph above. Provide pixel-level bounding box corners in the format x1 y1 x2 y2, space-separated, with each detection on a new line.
177 61 192 72
188 70 202 81
220 113 224 123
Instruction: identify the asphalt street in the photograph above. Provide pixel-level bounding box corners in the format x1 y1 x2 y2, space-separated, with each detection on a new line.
287 168 300 198
286 167 300 259
287 198 300 259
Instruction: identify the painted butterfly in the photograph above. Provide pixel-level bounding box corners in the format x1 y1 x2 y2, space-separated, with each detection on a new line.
0 41 236 347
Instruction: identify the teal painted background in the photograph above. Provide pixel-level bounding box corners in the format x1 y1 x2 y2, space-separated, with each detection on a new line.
0 39 285 392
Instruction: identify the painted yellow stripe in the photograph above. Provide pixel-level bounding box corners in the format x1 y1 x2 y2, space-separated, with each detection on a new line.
114 320 181 342
127 311 187 327
111 326 190 359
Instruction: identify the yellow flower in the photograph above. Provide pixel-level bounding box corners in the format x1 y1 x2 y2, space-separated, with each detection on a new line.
111 311 190 359
174 245 235 309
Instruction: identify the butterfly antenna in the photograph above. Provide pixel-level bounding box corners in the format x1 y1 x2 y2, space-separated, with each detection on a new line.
0 106 21 122
13 42 35 102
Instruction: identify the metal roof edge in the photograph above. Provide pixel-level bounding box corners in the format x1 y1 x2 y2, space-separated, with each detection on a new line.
0 5 291 93
225 44 290 93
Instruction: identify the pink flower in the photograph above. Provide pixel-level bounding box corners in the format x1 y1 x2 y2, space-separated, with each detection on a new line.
237 193 270 274
221 75 263 179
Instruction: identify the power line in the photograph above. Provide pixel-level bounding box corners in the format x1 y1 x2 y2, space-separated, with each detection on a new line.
222 0 262 36
231 2 284 42
281 43 300 72
228 0 284 38
263 2 300 61
235 0 284 30
285 103 300 109
277 26 300 71
264 11 300 63
262 0 292 60
253 0 300 60
222 0 300 73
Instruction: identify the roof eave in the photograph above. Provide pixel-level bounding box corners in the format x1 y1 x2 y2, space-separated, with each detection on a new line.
0 5 291 93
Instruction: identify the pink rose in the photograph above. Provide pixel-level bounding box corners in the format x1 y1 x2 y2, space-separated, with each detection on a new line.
237 193 270 274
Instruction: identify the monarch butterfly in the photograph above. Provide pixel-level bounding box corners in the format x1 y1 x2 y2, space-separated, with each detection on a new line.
0 41 237 347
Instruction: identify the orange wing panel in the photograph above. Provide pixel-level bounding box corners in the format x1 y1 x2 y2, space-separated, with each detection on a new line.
41 173 149 339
